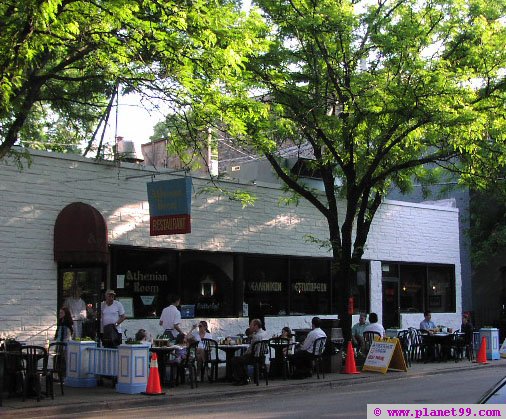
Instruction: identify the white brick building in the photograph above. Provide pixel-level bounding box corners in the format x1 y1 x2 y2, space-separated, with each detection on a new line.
0 150 462 344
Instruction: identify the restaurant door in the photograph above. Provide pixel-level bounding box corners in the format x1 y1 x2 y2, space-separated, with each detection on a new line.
54 202 109 339
58 267 104 339
382 279 400 329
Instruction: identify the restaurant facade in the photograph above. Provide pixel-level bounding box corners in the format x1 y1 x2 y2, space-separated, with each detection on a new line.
0 149 463 344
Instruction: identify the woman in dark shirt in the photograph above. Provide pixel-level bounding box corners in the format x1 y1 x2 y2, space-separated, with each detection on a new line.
55 306 74 341
461 313 473 344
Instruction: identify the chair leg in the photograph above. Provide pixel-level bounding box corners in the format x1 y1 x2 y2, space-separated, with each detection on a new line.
45 374 54 400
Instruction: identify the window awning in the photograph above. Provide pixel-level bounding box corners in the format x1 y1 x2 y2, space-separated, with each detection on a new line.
54 202 108 264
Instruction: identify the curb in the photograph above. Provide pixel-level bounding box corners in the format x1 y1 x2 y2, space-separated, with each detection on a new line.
1 361 504 418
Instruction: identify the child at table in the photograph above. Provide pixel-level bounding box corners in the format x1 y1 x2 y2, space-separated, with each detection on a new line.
280 327 293 355
173 333 189 364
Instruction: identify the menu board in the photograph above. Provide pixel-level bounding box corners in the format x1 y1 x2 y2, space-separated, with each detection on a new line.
362 337 407 373
116 297 134 318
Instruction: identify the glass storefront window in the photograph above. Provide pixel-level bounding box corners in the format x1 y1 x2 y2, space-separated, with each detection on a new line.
290 258 330 315
180 252 234 317
351 264 369 314
394 263 456 313
110 247 177 318
428 265 455 313
399 265 426 313
244 256 288 317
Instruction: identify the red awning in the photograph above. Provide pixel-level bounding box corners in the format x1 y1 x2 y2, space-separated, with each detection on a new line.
54 202 108 264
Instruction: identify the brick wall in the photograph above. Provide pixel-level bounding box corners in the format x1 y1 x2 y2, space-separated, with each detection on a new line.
0 150 462 343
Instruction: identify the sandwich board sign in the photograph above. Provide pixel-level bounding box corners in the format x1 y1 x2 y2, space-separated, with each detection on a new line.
362 337 408 373
500 339 506 358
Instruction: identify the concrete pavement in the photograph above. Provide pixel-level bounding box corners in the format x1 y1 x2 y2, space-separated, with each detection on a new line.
1 358 505 418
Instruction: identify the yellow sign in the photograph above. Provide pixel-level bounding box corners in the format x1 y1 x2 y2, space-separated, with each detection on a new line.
500 339 506 358
362 337 408 373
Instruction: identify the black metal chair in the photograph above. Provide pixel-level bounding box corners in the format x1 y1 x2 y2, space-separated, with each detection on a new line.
47 342 67 395
310 337 327 379
396 330 411 367
20 345 52 402
200 338 226 382
250 340 269 386
363 331 381 354
407 328 427 363
3 339 23 398
173 341 199 389
449 331 466 362
268 337 291 380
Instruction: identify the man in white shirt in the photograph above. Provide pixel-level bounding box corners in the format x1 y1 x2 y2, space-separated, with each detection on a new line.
64 287 87 338
290 317 327 378
101 289 126 347
159 295 184 338
363 312 385 337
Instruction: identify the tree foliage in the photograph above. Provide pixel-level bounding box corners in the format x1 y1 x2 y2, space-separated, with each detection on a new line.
165 0 506 330
0 0 265 162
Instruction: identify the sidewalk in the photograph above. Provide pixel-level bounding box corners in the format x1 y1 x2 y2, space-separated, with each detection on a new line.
1 358 505 418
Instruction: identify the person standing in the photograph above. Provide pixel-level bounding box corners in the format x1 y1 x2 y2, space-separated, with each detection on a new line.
461 313 474 351
64 287 86 338
159 294 184 338
55 306 74 342
101 289 126 347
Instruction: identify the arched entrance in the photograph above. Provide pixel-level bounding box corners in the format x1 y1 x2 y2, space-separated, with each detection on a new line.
54 202 108 338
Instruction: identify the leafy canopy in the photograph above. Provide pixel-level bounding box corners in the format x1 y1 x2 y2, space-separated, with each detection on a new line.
0 0 267 161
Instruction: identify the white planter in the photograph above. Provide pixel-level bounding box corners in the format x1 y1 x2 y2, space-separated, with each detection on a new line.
116 343 151 394
66 340 97 387
479 328 500 360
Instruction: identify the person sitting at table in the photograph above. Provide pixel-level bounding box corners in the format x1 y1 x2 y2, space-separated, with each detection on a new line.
164 333 190 385
363 312 385 337
244 327 252 343
135 329 150 343
187 320 213 377
230 318 268 386
281 326 292 340
188 320 212 343
289 317 327 379
280 326 293 355
55 306 74 342
159 294 184 339
351 313 369 354
420 311 437 332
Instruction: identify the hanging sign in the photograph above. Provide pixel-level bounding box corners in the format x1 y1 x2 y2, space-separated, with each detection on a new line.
147 178 192 235
362 337 408 373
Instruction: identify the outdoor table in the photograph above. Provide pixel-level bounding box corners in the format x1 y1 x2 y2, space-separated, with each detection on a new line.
218 344 249 381
149 345 181 387
0 348 45 403
268 339 294 379
423 332 452 362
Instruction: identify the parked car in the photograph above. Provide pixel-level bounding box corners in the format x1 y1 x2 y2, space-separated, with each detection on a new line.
477 376 506 403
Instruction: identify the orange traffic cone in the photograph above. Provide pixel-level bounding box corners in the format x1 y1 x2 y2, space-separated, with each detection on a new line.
143 352 165 395
342 341 360 374
476 336 488 364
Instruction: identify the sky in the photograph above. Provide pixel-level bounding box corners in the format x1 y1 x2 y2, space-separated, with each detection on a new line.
104 91 167 152
108 0 253 154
